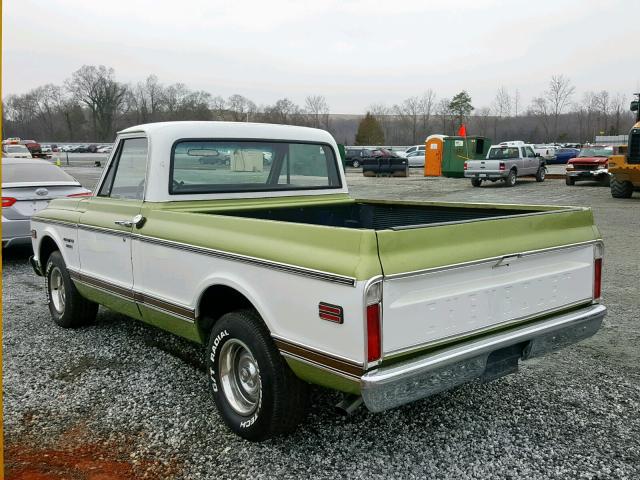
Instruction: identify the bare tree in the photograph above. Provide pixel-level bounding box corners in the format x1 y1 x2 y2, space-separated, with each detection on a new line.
66 65 127 141
210 96 226 120
436 98 451 134
419 89 436 138
594 90 610 134
514 89 521 117
31 84 64 138
304 95 330 129
475 107 492 137
529 97 551 140
546 75 575 140
492 86 512 140
394 96 421 144
610 93 627 135
227 94 257 122
262 98 303 125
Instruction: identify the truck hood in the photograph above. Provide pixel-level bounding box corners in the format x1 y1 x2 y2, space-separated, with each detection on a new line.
568 157 608 165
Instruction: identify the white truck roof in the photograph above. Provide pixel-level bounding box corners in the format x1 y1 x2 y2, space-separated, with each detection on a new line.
113 121 348 202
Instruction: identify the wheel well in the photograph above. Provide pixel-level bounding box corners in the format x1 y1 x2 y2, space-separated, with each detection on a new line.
510 166 518 173
39 236 60 269
198 285 257 336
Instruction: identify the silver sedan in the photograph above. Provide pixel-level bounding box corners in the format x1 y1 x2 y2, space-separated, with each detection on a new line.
407 150 426 167
2 157 90 248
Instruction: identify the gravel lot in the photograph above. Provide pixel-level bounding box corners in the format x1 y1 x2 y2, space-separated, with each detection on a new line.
3 162 640 479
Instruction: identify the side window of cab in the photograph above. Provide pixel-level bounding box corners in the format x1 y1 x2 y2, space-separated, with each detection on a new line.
98 138 148 199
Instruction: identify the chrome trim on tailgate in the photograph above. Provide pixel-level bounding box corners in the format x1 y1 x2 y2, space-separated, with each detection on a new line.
384 240 601 280
361 304 606 413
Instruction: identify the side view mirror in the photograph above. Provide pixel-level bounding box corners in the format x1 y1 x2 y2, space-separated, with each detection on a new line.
535 153 541 157
631 100 639 112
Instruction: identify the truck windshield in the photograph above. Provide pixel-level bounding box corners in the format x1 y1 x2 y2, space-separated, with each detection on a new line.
578 147 612 158
170 140 341 194
487 147 520 159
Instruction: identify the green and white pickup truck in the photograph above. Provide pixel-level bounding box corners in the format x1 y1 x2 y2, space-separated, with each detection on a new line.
30 122 606 441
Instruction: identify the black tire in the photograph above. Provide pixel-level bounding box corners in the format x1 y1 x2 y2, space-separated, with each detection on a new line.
351 159 360 168
565 176 575 186
45 251 98 328
600 175 611 187
536 167 546 182
506 169 517 187
206 309 308 441
471 178 482 187
610 178 634 198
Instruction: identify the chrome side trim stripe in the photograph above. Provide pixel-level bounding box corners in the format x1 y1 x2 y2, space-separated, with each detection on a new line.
33 217 357 287
134 234 357 286
69 269 196 323
383 240 601 280
274 337 364 379
31 218 77 228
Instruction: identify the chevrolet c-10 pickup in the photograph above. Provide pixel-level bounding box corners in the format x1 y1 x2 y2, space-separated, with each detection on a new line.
30 121 606 440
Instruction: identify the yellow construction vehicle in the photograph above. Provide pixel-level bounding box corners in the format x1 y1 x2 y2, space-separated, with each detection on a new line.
608 93 640 198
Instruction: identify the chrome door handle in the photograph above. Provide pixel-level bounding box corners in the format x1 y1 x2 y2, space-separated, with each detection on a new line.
114 215 146 229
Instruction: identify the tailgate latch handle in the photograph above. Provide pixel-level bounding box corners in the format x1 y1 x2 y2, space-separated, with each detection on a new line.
493 254 521 269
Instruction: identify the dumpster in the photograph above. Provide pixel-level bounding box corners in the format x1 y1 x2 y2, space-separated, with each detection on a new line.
441 136 490 178
424 134 447 176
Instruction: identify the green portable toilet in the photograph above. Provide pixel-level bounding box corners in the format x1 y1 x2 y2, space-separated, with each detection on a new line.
441 136 491 178
337 144 347 167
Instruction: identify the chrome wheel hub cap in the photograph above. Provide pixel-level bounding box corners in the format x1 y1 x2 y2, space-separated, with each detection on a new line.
219 339 261 416
49 267 66 314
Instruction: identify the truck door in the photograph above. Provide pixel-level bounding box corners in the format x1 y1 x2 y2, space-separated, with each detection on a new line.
524 146 538 174
77 136 148 319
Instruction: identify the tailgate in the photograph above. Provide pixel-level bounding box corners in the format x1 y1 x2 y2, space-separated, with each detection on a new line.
375 207 600 357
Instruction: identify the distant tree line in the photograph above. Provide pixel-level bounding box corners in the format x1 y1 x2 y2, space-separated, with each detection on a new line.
2 66 636 145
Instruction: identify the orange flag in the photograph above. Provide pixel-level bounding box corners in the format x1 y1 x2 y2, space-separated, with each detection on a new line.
457 124 467 137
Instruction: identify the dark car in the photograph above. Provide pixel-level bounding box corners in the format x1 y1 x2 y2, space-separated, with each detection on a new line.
344 148 372 168
362 149 408 177
553 148 580 164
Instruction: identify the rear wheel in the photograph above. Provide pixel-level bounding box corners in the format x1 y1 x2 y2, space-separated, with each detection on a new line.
206 310 308 441
46 251 98 328
471 178 482 187
535 167 545 182
505 169 517 187
610 178 634 198
351 159 360 168
565 176 575 186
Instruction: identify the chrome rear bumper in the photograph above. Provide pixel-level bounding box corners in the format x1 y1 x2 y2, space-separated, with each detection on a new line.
361 304 606 412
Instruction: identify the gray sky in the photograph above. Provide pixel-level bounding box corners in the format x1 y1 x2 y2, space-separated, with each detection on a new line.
3 0 639 113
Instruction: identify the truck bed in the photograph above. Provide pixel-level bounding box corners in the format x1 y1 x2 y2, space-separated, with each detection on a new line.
212 201 542 230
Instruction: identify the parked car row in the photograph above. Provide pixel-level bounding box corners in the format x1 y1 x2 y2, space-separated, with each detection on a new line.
59 143 113 153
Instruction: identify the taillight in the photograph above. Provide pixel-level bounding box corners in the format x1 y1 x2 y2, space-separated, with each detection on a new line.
366 304 381 362
365 281 382 363
593 243 603 301
2 197 17 207
594 258 602 300
67 191 92 198
499 162 506 171
463 162 468 170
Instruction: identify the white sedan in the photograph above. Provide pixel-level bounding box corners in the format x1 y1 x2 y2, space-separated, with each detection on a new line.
407 150 425 167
